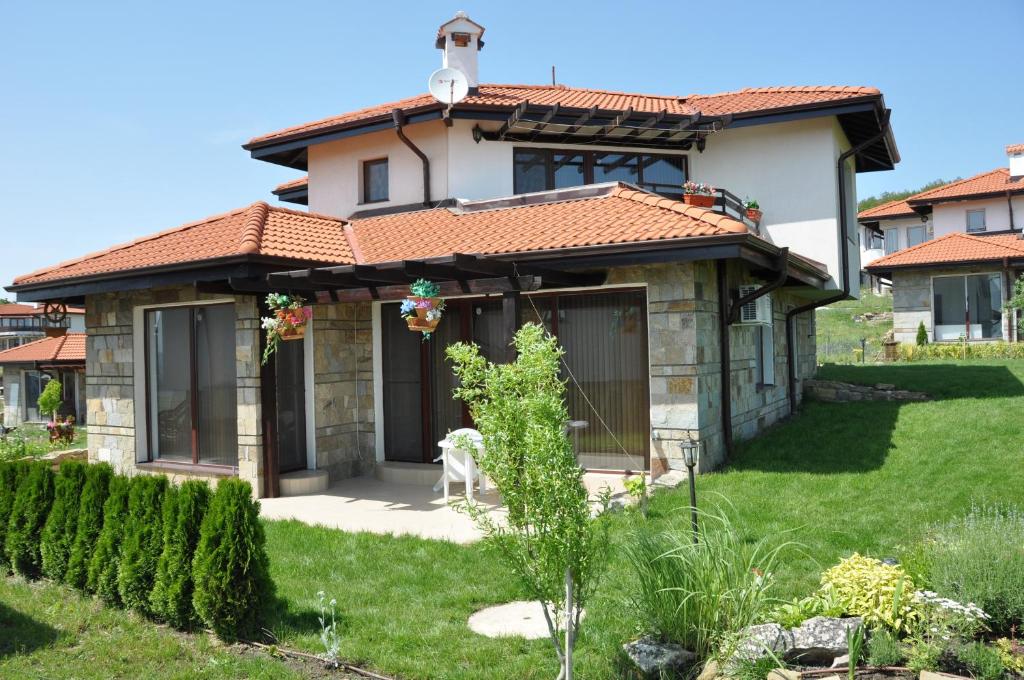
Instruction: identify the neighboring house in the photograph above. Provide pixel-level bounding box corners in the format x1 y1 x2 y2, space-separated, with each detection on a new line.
864 144 1024 343
0 303 85 351
0 332 86 427
4 13 898 498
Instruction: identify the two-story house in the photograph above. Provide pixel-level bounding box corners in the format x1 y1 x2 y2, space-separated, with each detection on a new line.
0 303 85 351
863 144 1024 343
5 13 897 498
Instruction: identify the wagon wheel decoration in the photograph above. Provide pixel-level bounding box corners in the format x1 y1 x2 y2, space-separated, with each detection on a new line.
42 302 68 325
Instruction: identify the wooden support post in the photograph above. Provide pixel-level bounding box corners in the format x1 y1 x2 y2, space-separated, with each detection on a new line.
502 290 521 363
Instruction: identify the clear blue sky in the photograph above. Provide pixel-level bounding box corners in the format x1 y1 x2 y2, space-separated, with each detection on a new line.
2 0 1022 294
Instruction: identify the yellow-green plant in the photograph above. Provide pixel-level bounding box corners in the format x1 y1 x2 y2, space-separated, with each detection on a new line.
820 553 918 632
995 638 1024 675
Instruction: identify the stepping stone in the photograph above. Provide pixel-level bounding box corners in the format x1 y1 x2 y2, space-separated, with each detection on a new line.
467 601 585 640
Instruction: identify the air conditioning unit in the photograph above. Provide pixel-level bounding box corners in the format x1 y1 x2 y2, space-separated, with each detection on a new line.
736 285 773 325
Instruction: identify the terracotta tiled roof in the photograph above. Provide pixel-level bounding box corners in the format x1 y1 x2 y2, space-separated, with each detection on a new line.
866 232 1024 271
349 183 749 264
13 203 353 286
273 176 308 193
857 199 917 220
247 84 881 147
1007 143 1024 155
0 332 85 364
907 168 1024 204
0 303 40 316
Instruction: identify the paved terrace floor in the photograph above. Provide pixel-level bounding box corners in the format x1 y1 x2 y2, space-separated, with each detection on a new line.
259 471 642 544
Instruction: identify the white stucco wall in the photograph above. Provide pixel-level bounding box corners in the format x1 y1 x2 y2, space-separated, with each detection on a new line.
932 195 1024 237
878 215 932 254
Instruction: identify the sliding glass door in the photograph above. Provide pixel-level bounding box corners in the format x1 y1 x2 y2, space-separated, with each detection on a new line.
932 274 1003 341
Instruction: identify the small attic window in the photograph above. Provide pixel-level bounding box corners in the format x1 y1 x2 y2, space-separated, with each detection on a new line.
451 32 471 47
362 158 389 204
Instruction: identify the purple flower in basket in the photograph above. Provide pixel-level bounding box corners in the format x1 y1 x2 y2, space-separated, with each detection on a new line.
415 298 433 310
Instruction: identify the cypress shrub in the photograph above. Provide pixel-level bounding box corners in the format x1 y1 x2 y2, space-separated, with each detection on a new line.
5 463 55 579
66 462 114 590
0 461 30 574
151 480 211 628
87 475 130 603
916 320 929 346
192 478 274 641
40 461 87 582
117 474 168 614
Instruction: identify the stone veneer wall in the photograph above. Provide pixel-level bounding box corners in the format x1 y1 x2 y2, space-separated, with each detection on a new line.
607 260 816 473
85 287 264 495
892 266 1011 343
310 301 376 482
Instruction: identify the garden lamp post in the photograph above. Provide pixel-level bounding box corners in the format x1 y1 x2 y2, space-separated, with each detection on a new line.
680 435 699 544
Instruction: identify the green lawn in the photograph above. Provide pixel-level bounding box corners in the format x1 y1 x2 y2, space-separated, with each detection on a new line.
816 292 893 363
3 359 1022 679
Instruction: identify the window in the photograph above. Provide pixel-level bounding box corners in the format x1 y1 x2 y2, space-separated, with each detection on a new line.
907 225 927 248
932 273 1003 341
361 158 389 203
884 229 899 254
512 148 687 198
146 304 237 465
966 209 986 233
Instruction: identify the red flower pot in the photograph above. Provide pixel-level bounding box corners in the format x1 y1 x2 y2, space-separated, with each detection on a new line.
683 194 716 208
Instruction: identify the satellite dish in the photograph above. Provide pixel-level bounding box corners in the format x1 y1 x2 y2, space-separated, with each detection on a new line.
428 67 469 106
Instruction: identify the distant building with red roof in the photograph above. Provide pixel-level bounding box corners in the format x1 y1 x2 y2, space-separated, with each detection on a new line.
0 302 85 351
0 332 86 426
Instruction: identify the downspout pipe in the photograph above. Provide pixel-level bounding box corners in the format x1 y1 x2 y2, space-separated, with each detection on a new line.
392 109 431 207
785 110 892 414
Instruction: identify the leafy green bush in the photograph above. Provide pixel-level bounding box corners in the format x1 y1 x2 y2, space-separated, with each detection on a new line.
867 628 905 667
770 589 846 629
40 461 87 581
820 553 918 633
192 478 274 641
916 321 929 346
957 642 1006 680
87 474 130 603
66 462 113 590
151 480 210 628
117 474 168 615
623 511 783 660
916 504 1024 636
4 462 55 579
0 461 30 574
995 638 1024 675
37 379 63 421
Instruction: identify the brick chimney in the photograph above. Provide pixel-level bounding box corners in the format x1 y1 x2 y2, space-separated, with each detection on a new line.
436 11 485 91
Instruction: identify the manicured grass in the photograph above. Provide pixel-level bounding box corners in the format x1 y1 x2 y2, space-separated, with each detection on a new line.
2 360 1022 679
816 292 893 363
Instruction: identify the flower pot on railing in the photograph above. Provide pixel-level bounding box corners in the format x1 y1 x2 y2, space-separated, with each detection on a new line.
683 194 716 208
746 208 763 224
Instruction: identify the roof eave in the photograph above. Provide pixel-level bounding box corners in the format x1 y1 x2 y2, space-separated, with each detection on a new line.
867 255 1024 278
907 187 1024 208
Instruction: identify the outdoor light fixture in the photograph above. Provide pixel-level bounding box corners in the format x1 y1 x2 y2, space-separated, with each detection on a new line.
680 435 699 544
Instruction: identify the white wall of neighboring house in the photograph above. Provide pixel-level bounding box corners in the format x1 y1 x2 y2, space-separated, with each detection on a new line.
308 113 860 294
932 195 1024 237
878 215 933 254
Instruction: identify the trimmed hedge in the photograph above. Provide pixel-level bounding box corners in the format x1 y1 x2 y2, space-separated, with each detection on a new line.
151 480 211 628
66 462 113 590
192 478 274 641
117 475 168 614
5 463 55 579
40 461 87 582
87 474 131 604
0 461 30 574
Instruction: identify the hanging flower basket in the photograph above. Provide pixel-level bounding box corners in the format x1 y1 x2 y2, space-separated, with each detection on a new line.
682 181 716 208
261 293 312 364
401 280 445 340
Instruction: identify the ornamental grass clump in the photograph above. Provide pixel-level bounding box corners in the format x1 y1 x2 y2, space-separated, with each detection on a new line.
915 504 1024 636
40 461 87 582
0 461 30 574
623 510 784 660
192 478 274 641
66 462 113 590
447 323 612 679
87 475 130 603
151 480 211 629
5 462 55 579
118 474 169 615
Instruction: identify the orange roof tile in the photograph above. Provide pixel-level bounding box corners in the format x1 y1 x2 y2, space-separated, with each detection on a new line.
857 198 917 220
0 303 40 316
273 176 308 193
13 203 354 286
907 168 1024 204
865 232 1024 271
349 183 749 264
247 84 881 147
0 333 85 364
1007 143 1024 155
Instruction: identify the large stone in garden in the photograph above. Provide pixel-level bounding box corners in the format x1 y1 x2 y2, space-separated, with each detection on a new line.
732 623 795 662
623 636 697 677
788 616 863 666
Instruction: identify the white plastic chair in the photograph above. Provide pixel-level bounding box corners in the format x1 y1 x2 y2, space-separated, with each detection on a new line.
434 428 487 502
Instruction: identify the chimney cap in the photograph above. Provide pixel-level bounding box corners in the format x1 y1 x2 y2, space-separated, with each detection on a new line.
1007 143 1024 156
436 11 485 50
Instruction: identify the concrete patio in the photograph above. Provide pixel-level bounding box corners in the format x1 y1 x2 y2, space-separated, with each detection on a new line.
259 467 641 544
